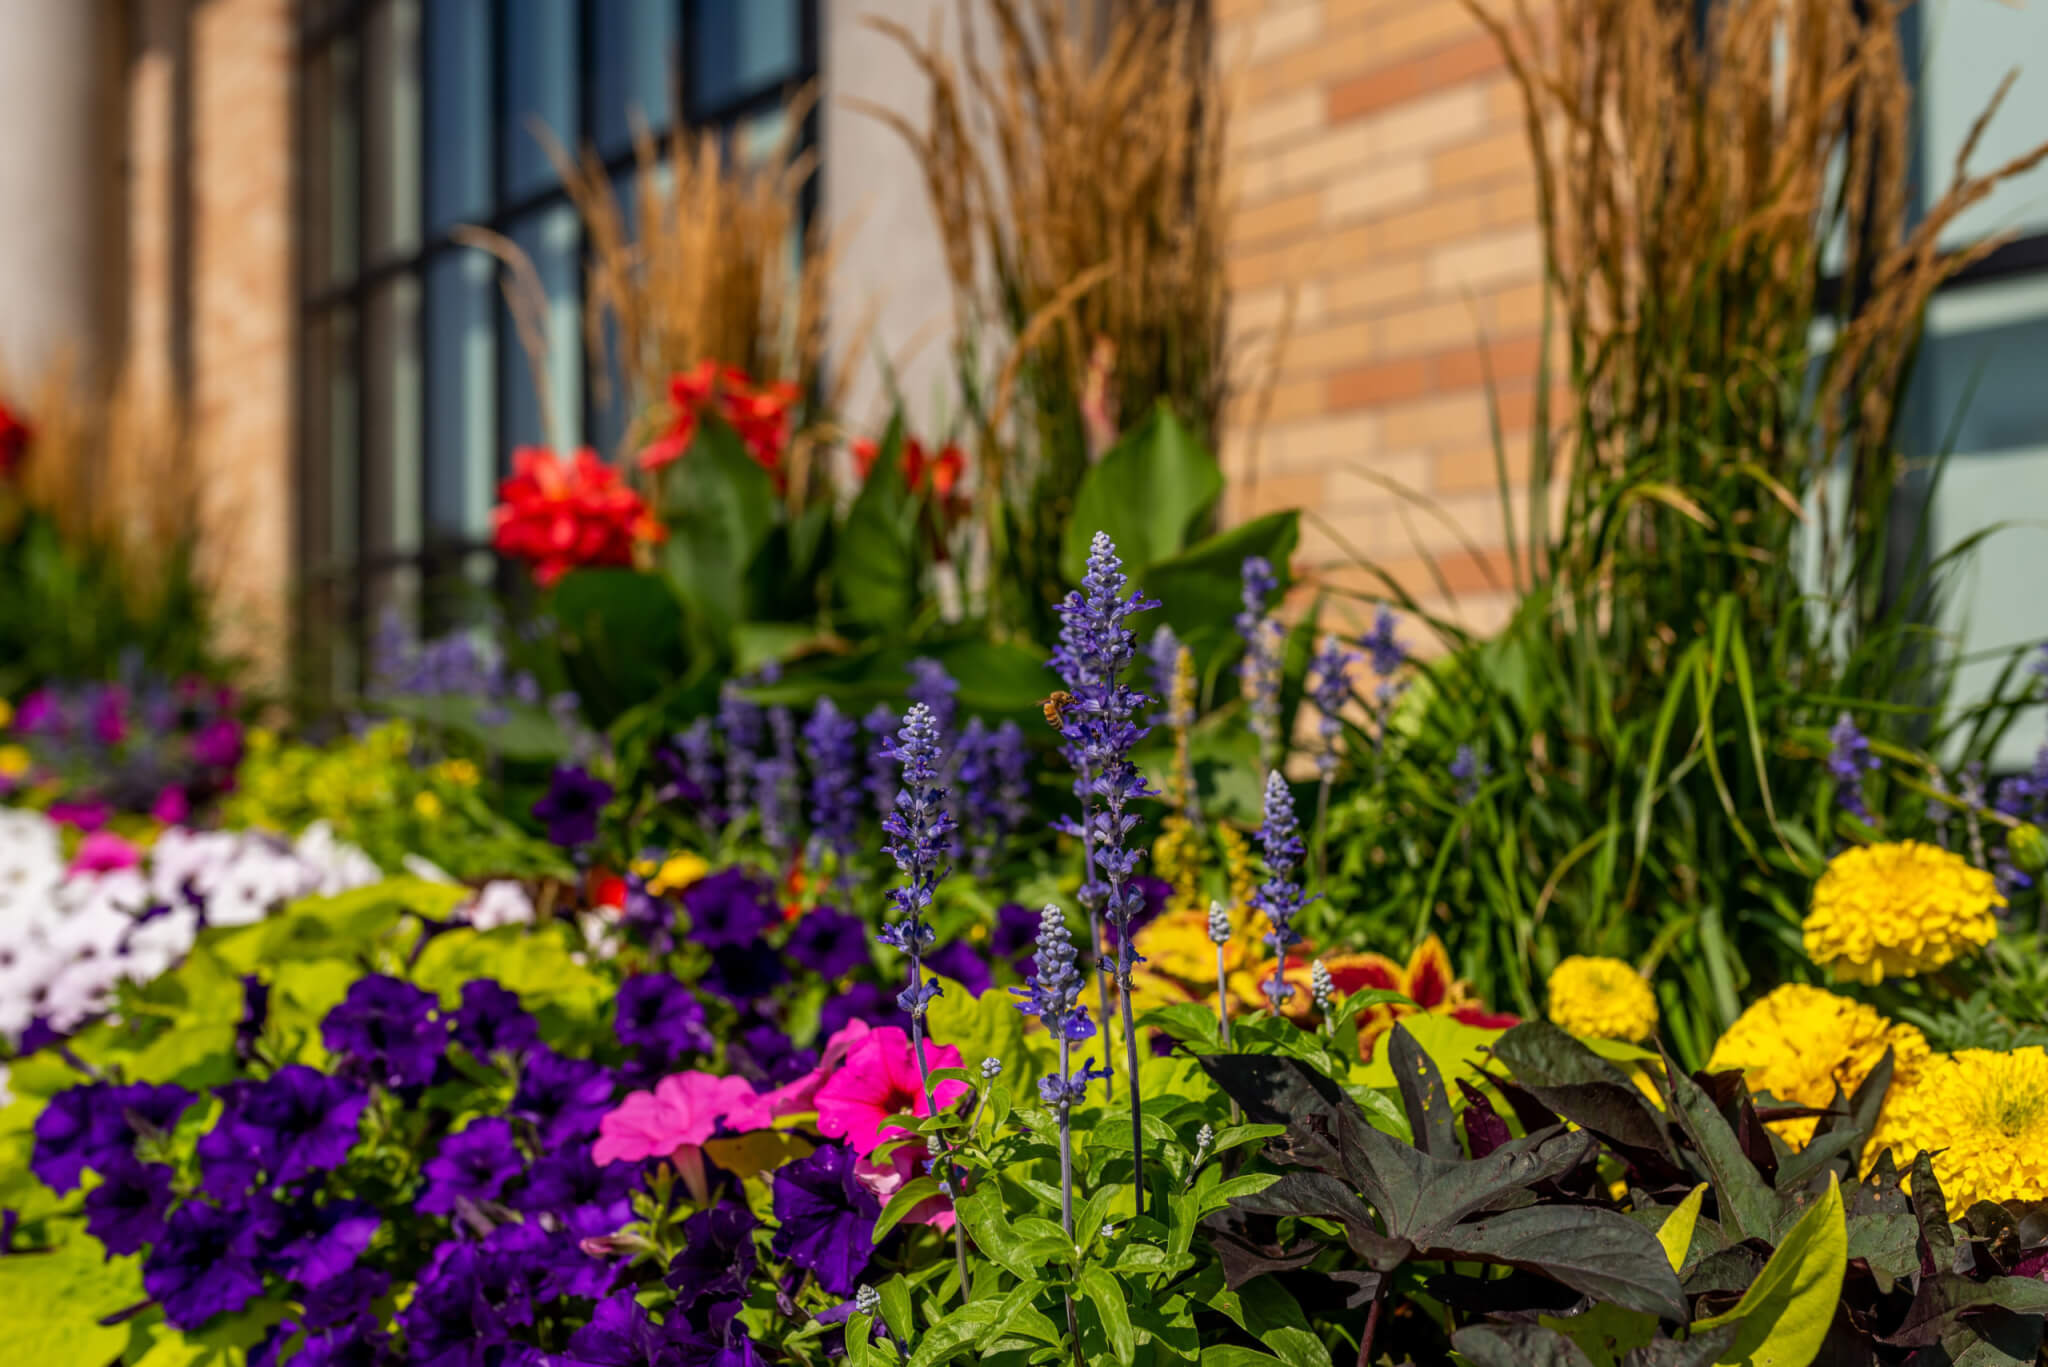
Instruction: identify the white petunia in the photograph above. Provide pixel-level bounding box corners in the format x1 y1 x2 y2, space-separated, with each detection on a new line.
463 880 536 931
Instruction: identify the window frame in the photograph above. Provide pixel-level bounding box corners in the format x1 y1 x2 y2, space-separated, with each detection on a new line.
293 0 820 680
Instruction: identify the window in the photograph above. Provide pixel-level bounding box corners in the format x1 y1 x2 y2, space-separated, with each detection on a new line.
1896 0 2048 770
297 0 816 686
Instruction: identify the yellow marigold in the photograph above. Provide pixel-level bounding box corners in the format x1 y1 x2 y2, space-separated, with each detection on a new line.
0 744 29 781
413 791 444 822
437 758 480 788
1546 956 1658 1042
0 697 12 730
1872 1048 2048 1213
638 851 710 897
1803 841 2002 984
1707 984 1928 1148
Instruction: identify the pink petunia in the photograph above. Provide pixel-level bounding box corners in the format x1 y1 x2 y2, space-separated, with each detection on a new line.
68 829 141 875
592 1070 761 1165
728 1018 875 1131
855 1140 956 1231
812 1026 968 1155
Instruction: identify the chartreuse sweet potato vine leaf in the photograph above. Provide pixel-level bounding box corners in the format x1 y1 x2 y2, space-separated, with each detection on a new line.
1692 1173 1847 1367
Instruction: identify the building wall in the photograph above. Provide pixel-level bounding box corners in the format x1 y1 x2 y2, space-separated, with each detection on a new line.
1215 0 1546 639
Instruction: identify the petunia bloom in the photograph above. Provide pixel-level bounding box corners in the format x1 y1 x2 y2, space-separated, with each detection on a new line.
320 975 446 1091
143 1200 267 1329
771 1142 880 1295
593 1070 763 1176
812 1026 968 1155
418 1116 523 1216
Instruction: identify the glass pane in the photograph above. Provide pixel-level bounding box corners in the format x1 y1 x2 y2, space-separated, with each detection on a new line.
1916 0 2048 247
307 37 359 288
1904 274 2048 771
364 277 424 557
426 249 499 542
593 0 681 154
502 0 578 201
364 0 422 258
588 166 638 460
690 0 801 118
499 203 584 452
425 0 491 234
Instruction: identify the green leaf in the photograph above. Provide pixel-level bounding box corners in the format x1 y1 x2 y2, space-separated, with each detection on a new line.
874 1177 946 1244
1077 1266 1136 1366
953 1192 1036 1278
1658 1184 1708 1272
1060 404 1223 585
656 414 782 631
1145 511 1300 671
550 568 692 725
1235 1279 1330 1367
1663 1052 1781 1244
0 1231 145 1364
924 979 1030 1087
906 1301 1001 1367
879 1276 917 1346
834 418 920 634
1693 1172 1847 1367
1197 1351 1292 1367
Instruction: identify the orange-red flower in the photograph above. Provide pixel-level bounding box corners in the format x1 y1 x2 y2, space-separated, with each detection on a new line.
637 362 799 479
0 401 30 480
491 447 662 586
1324 934 1519 1060
852 436 968 503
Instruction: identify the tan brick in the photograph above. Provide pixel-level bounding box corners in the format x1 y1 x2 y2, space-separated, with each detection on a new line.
1239 470 1329 519
1265 376 1329 423
1322 257 1428 316
1434 437 1533 495
1372 0 1481 63
1242 26 1381 105
1328 355 1430 409
1485 177 1539 228
1434 333 1544 389
1360 85 1490 159
1374 187 1495 254
1324 156 1428 224
1284 317 1376 373
1328 33 1505 123
1228 238 1317 293
1328 450 1434 505
1426 226 1541 293
1249 0 1323 59
1431 126 1530 190
1268 122 1379 195
1381 392 1492 448
1374 296 1486 358
1489 280 1549 332
1263 411 1382 472
1233 189 1324 248
1231 89 1324 153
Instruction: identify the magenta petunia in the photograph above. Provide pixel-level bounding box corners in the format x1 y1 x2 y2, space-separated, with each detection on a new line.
591 1071 761 1165
812 1026 968 1155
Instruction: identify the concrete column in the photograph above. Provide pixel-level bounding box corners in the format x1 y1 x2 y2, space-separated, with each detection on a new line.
820 0 987 440
0 0 116 386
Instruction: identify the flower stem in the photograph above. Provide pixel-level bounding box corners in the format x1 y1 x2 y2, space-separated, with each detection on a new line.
1314 773 1333 888
1214 946 1233 1047
1356 1282 1385 1367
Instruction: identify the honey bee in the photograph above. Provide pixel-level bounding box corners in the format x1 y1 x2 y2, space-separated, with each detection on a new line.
1041 690 1075 731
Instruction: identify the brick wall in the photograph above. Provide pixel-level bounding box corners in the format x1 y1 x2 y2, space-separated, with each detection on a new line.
1216 0 1549 640
121 0 295 680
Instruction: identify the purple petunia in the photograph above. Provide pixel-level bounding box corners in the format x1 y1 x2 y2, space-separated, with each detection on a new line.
681 868 781 949
533 764 614 850
196 1064 367 1196
783 906 869 980
817 980 908 1038
451 979 541 1061
31 1082 194 1193
515 1141 636 1227
665 1201 759 1309
265 1196 381 1287
321 975 447 1091
926 940 994 996
613 974 713 1068
144 1200 267 1329
512 1048 617 1148
82 1155 175 1256
771 1142 880 1296
418 1116 523 1216
705 942 790 1003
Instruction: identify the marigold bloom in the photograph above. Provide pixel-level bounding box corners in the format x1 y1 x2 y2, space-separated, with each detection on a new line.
1708 983 1929 1147
1545 955 1658 1042
1803 841 2002 984
490 447 661 586
1872 1047 2048 1213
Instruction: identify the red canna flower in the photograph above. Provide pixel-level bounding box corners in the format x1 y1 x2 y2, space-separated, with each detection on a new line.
637 363 799 482
491 447 662 586
852 436 969 503
0 401 31 481
1324 934 1519 1061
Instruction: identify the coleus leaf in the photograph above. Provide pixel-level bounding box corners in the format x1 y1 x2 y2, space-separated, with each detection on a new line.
1452 1322 1599 1367
1487 1023 1683 1176
1388 1023 1461 1159
1660 1048 1781 1244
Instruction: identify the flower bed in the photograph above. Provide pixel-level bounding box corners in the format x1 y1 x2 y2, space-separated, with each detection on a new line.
3 531 2047 1367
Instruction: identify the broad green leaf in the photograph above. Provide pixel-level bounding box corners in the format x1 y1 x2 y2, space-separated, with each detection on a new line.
1353 1010 1509 1092
905 1300 1001 1367
924 979 1030 1085
874 1177 946 1244
1658 1185 1709 1272
878 1276 917 1346
1538 1305 1658 1367
1694 1173 1847 1367
1198 1351 1292 1367
1145 511 1300 671
833 417 920 634
0 1231 145 1364
410 924 610 1019
1060 404 1224 585
551 568 691 725
1077 1266 1136 1366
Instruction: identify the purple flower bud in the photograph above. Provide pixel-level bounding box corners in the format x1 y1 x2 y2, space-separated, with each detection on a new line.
803 699 863 869
1255 771 1313 1008
1826 712 1880 822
